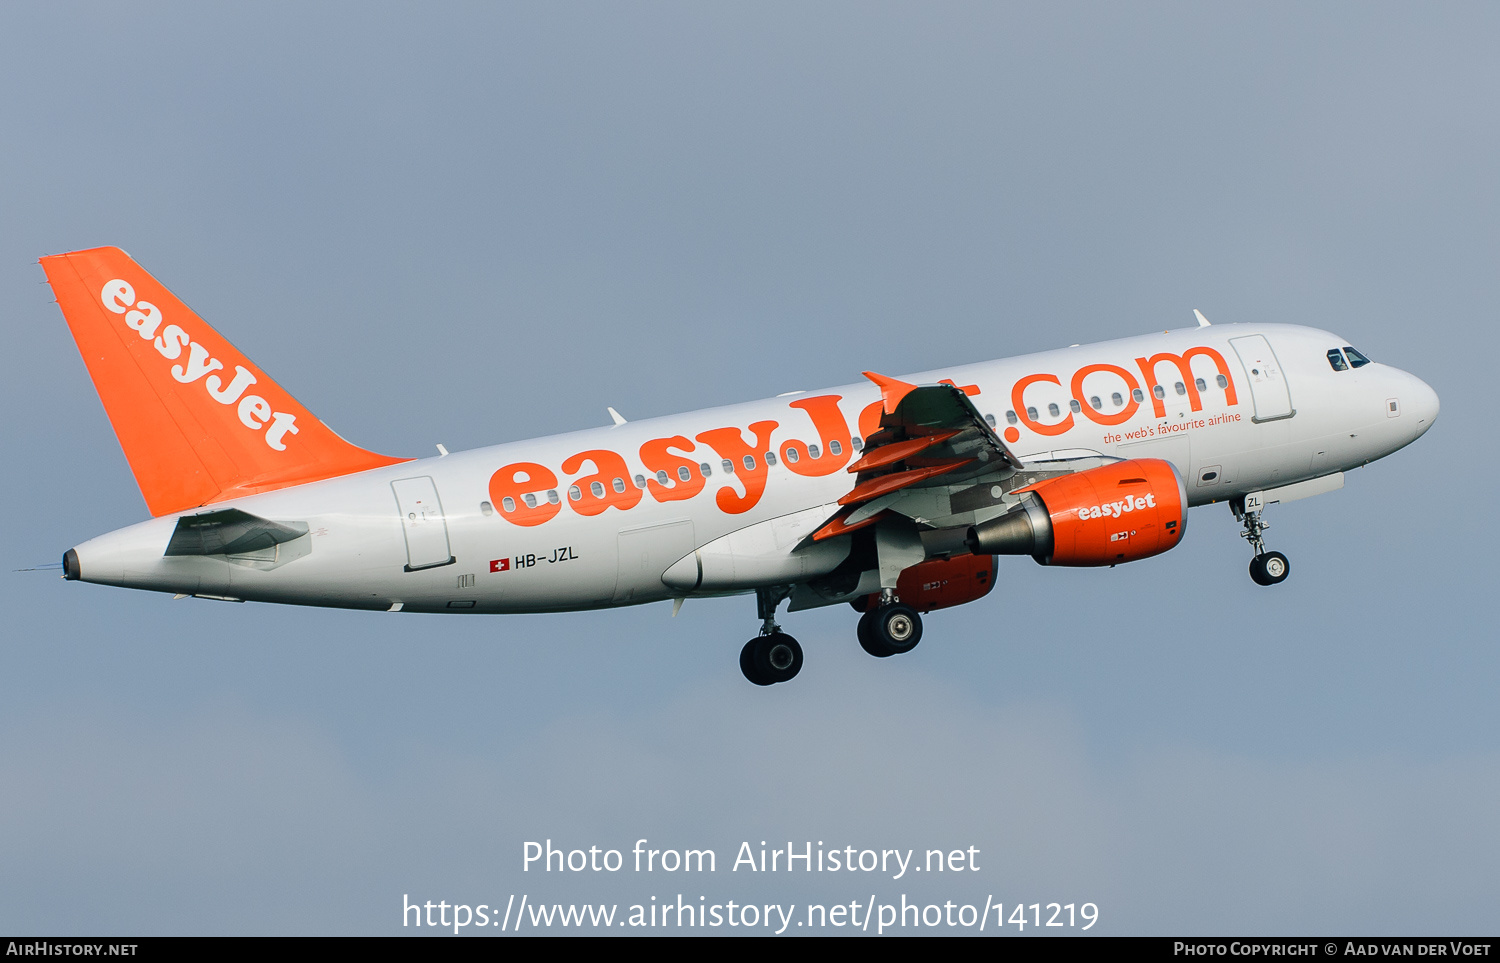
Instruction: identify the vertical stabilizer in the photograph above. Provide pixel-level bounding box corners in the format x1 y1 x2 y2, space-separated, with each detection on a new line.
42 247 409 516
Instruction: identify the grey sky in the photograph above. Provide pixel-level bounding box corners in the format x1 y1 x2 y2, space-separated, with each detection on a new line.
2 3 1496 934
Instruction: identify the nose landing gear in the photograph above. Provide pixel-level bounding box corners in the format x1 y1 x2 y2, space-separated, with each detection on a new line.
1249 550 1290 586
1233 496 1290 586
740 585 803 686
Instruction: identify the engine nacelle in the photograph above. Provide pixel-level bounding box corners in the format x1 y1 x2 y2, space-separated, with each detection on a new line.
966 458 1187 566
854 553 998 614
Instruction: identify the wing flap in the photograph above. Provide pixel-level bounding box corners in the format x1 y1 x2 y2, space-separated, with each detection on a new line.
805 372 1027 545
838 459 975 506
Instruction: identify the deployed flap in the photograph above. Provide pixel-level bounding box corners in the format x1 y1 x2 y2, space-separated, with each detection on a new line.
41 247 410 516
856 375 1024 475
164 508 309 557
811 375 1023 541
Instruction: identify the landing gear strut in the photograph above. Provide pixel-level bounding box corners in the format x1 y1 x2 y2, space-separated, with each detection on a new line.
1233 496 1290 586
740 586 802 686
856 589 924 658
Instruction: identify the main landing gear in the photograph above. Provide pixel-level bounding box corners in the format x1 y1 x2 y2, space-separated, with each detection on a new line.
740 586 803 686
737 586 926 685
854 591 924 658
1233 496 1290 586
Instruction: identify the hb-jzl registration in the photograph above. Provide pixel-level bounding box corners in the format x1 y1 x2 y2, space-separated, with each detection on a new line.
44 248 1439 685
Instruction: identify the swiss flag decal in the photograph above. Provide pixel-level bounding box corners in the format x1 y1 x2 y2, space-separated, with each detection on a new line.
490 558 510 573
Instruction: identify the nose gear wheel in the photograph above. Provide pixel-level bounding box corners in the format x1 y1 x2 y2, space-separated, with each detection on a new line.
1249 550 1290 586
1233 497 1291 587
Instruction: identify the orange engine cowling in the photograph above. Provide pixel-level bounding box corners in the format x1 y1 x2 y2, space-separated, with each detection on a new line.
854 553 998 614
966 458 1188 566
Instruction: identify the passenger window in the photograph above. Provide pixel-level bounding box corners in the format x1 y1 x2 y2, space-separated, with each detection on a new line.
786 447 800 463
1090 395 1102 410
1069 399 1082 413
1132 389 1145 403
808 444 821 459
656 470 670 485
1215 374 1228 389
699 462 712 477
613 477 626 493
722 459 735 475
677 466 691 482
590 481 605 498
1026 406 1038 420
852 437 863 451
743 455 756 471
568 486 581 501
829 440 843 456
547 489 560 505
1195 378 1206 391
765 451 777 466
502 496 516 513
1005 410 1018 425
1153 384 1166 399
524 493 537 508
480 500 494 516
983 414 996 428
1112 392 1123 407
634 474 646 489
1344 346 1371 368
1048 403 1060 417
1175 382 1186 396
1327 349 1348 372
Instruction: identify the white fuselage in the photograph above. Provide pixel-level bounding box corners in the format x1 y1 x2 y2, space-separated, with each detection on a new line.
70 323 1438 613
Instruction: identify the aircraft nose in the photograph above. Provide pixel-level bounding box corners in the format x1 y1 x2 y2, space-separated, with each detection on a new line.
1402 371 1439 438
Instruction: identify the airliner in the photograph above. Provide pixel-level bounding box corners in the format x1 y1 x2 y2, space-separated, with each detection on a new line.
43 247 1439 686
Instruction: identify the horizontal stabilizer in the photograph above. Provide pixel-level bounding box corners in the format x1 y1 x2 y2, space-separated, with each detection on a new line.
164 508 308 557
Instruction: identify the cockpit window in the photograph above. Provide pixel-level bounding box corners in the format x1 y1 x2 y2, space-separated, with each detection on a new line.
1327 348 1349 372
1344 346 1371 368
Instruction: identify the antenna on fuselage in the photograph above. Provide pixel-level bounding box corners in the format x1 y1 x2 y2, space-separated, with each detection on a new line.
607 407 628 426
1194 309 1212 328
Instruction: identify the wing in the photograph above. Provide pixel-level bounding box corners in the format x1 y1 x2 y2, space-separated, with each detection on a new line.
810 372 1026 541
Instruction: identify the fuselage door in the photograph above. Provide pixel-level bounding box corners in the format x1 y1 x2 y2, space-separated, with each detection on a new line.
392 476 456 572
1230 335 1295 423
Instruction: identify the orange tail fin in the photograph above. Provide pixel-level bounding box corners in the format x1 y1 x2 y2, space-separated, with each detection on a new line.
42 247 409 516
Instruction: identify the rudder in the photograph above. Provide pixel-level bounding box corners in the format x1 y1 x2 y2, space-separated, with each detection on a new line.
42 246 408 516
